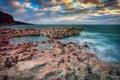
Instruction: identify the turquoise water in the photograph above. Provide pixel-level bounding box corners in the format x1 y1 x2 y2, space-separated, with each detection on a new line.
60 31 120 62
0 25 120 62
10 36 49 44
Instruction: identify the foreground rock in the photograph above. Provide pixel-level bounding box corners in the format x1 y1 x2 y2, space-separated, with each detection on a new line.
0 27 83 46
0 39 120 80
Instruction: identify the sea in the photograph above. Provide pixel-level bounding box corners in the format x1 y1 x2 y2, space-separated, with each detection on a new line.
0 25 120 63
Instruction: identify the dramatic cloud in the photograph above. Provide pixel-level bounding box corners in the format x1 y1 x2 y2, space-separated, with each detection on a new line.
11 1 20 7
0 0 120 24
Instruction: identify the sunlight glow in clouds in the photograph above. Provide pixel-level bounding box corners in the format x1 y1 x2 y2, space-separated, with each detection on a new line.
0 0 120 24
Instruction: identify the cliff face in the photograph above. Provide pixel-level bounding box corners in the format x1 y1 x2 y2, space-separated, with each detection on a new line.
0 11 28 26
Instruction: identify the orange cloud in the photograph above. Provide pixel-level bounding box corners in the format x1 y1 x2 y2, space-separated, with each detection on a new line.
11 1 20 7
51 0 57 4
23 1 31 8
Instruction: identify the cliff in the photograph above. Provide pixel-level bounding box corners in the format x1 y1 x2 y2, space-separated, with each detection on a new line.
0 11 29 26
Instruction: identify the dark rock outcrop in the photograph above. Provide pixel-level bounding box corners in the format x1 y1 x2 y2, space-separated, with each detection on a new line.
0 11 29 26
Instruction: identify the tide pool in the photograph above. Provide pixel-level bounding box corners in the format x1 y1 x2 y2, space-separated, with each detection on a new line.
1 25 120 62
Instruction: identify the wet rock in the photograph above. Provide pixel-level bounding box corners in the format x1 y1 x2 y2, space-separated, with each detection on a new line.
84 73 100 80
44 71 62 79
109 68 120 76
31 63 47 72
65 73 76 80
87 64 92 74
104 75 120 80
4 57 12 68
2 75 8 80
12 55 18 64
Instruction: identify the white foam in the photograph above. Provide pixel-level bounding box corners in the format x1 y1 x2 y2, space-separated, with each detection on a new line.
60 31 120 62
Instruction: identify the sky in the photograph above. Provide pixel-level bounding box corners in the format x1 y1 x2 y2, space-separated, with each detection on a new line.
0 0 120 24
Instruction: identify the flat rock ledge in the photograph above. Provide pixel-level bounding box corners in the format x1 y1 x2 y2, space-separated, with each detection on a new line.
0 39 120 80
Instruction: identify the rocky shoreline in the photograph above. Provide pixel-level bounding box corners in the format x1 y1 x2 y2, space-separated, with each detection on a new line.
0 27 83 46
0 27 120 80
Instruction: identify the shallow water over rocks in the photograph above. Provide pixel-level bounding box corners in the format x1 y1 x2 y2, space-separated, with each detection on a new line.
9 31 120 62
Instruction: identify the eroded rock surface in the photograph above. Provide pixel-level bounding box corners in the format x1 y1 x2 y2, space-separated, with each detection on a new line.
0 27 83 46
0 39 120 80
